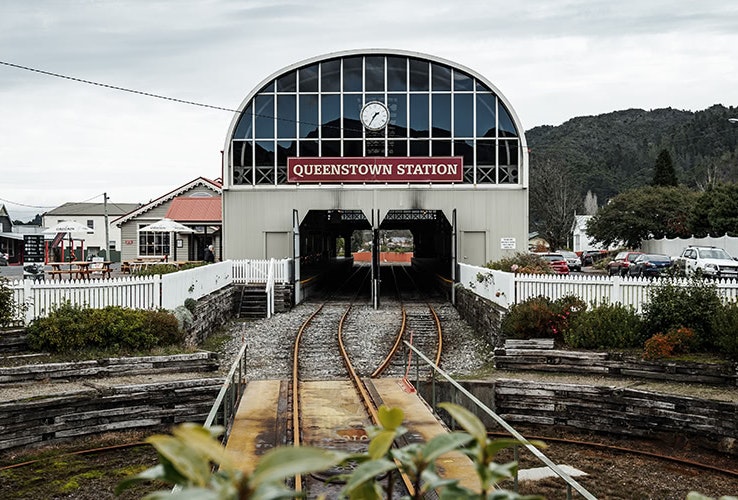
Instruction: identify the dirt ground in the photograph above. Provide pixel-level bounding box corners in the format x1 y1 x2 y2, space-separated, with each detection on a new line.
1 427 736 499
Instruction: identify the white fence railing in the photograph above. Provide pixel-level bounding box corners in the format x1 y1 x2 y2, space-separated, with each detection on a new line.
7 259 293 325
459 263 738 312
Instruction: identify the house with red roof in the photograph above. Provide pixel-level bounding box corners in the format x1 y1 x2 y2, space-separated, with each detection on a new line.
113 177 222 263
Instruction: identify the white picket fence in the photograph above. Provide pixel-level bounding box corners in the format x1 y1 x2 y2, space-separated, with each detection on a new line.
8 259 292 325
458 263 738 312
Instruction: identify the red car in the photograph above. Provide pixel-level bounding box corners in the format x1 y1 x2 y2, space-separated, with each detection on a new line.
536 252 570 274
607 251 644 276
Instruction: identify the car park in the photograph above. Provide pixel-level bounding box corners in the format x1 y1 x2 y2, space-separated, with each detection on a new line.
607 251 643 276
535 252 570 274
557 250 582 272
627 253 672 277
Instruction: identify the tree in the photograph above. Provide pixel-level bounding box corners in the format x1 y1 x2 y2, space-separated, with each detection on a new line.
583 190 598 215
586 186 696 249
529 159 582 250
652 149 678 186
689 183 738 236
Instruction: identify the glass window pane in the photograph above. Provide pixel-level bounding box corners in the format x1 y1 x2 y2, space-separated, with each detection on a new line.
343 56 363 92
365 56 384 92
409 59 428 91
322 140 340 156
454 139 474 166
344 94 363 138
499 139 519 166
410 140 429 156
299 94 319 138
299 140 318 156
366 139 385 156
233 164 253 185
276 71 296 92
387 56 406 91
321 59 340 92
432 140 451 156
431 94 451 137
454 94 473 137
409 94 429 138
299 64 318 92
431 63 451 91
477 139 495 164
321 94 340 138
476 92 496 138
277 95 296 139
277 140 296 163
343 139 363 157
387 93 407 138
259 81 274 93
233 104 253 139
232 140 253 167
254 95 274 139
499 104 518 137
453 70 474 91
255 140 275 166
387 140 407 157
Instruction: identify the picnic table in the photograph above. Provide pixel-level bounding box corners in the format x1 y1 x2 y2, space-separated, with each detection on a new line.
47 261 112 280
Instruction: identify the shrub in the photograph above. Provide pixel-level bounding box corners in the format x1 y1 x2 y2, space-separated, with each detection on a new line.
565 303 643 349
643 333 674 360
485 252 552 274
183 298 197 314
0 277 21 328
501 296 557 339
27 303 183 354
711 302 738 361
641 278 723 350
172 305 194 333
501 295 584 341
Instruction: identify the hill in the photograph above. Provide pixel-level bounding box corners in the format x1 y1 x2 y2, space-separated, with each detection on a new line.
526 104 738 203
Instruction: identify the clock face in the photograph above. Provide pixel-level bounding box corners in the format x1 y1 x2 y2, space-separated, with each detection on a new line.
361 101 389 131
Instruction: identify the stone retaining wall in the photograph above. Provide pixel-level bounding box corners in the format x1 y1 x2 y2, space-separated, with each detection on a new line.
453 284 505 346
418 379 738 455
0 352 218 384
495 348 738 386
187 285 239 345
0 377 223 450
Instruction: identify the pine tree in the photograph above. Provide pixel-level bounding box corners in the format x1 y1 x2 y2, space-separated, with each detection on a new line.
652 149 678 186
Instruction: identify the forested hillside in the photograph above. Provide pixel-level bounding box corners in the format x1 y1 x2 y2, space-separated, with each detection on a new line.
526 104 738 248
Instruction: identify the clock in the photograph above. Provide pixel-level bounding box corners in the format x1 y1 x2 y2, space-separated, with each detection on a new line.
361 101 390 131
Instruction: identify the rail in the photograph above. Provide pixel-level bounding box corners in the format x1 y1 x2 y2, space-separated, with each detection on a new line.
203 339 247 440
406 340 597 500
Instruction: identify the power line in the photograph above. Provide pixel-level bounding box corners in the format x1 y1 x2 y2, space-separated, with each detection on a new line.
0 196 55 209
0 60 239 113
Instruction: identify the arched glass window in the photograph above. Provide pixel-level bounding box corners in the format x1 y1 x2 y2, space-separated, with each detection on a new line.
229 52 522 186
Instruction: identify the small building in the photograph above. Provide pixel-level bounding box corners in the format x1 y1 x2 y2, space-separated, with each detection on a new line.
0 205 24 264
43 201 141 261
571 215 599 253
114 177 222 263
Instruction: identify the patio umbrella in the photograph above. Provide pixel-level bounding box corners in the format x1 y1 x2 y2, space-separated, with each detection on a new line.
138 218 194 261
43 221 94 263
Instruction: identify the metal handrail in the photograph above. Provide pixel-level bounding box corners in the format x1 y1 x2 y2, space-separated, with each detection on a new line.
405 341 596 500
203 340 248 440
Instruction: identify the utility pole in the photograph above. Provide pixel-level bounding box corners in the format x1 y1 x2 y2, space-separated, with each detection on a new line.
104 192 110 259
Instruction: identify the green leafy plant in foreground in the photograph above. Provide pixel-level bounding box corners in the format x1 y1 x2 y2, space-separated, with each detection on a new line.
117 404 543 499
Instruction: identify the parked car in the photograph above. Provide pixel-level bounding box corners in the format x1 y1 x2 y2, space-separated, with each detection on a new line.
535 252 570 274
673 246 738 279
0 252 7 266
580 250 607 266
556 250 582 272
607 251 643 276
627 253 672 277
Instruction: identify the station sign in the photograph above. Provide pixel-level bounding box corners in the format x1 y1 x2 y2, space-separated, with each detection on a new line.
287 157 463 184
23 234 45 263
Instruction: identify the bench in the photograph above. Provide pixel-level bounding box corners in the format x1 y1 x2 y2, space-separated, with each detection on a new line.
46 270 80 280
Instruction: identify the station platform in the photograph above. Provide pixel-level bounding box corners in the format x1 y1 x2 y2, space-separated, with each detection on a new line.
224 378 480 492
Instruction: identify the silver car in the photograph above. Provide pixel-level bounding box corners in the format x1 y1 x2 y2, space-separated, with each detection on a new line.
557 250 582 272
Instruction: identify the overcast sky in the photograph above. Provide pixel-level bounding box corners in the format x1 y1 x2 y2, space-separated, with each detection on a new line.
1 0 737 221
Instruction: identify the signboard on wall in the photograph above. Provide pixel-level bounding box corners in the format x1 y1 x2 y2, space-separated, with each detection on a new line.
23 234 45 263
500 237 516 250
287 157 463 183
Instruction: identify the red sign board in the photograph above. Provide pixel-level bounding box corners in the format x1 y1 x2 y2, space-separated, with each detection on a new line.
287 157 463 183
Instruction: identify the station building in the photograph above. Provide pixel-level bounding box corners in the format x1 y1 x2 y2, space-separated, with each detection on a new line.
221 49 528 291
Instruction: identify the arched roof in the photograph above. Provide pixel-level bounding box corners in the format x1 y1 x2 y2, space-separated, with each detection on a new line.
223 49 528 187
